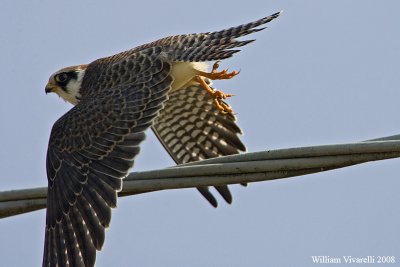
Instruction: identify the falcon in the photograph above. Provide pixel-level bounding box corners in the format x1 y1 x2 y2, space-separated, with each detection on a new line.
43 12 281 266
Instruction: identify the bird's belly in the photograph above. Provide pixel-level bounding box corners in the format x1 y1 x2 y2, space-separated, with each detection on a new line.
170 61 208 91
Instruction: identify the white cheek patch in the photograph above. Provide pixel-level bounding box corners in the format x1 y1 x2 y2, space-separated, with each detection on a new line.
67 71 85 100
56 70 85 105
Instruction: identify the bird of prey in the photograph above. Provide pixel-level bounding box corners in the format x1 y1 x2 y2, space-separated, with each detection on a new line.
43 11 281 266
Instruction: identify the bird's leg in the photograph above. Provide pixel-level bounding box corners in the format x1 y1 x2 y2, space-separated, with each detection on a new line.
195 61 239 114
195 75 234 114
197 61 240 80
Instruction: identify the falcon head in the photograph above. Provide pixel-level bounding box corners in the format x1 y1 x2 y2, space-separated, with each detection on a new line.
45 65 87 105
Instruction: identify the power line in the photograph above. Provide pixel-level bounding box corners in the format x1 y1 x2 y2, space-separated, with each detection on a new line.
1 134 399 219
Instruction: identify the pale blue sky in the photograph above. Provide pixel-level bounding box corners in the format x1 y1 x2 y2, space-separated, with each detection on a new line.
0 1 399 266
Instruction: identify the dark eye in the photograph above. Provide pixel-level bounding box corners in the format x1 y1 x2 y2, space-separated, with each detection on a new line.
55 73 68 83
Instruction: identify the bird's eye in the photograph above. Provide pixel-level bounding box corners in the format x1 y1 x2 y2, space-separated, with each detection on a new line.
55 73 68 83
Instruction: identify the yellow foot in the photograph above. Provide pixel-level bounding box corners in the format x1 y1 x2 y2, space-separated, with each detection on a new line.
195 76 234 114
213 91 234 114
198 61 240 80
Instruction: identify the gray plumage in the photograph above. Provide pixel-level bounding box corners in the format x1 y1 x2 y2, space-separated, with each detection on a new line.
43 11 281 267
44 47 173 266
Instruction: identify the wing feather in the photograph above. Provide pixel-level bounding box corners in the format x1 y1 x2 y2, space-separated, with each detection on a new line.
127 12 281 62
152 82 246 207
43 46 173 267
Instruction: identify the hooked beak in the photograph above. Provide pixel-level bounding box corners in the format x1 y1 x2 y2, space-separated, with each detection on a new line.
45 83 56 94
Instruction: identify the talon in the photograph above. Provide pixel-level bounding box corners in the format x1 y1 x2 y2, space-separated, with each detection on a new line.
198 61 240 80
214 91 234 100
195 75 235 114
212 61 221 73
193 61 239 114
213 98 233 114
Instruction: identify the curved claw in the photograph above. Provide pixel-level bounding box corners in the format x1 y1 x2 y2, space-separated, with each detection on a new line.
213 98 233 114
195 75 235 115
212 61 221 73
199 61 240 80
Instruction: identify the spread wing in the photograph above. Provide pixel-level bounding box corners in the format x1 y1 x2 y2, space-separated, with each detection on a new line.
146 12 281 206
152 82 246 207
43 47 173 267
43 11 281 266
115 12 281 63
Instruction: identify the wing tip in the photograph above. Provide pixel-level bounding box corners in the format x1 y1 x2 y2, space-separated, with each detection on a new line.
271 10 283 18
215 186 233 204
197 187 218 208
